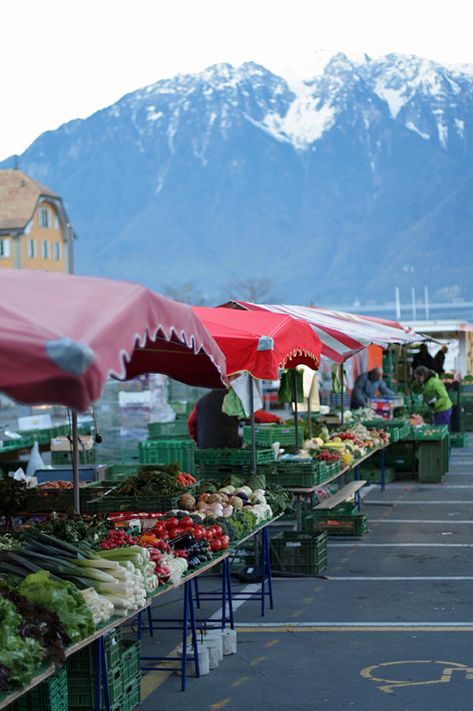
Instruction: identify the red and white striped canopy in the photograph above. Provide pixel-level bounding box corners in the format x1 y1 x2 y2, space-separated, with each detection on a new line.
223 301 419 363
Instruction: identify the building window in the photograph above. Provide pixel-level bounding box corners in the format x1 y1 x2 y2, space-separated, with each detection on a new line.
27 239 36 258
53 242 61 260
0 238 10 258
53 214 59 229
41 240 49 259
39 207 50 228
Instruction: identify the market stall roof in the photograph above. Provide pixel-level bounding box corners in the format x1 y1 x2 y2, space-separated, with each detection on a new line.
222 301 420 363
0 269 227 412
192 306 322 379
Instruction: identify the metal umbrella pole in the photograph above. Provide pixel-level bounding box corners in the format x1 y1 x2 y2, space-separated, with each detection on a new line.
292 369 300 451
248 376 257 475
71 411 80 513
340 365 345 426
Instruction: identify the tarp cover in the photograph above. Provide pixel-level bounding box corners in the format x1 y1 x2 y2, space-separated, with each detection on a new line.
223 301 419 363
0 269 227 411
193 306 322 379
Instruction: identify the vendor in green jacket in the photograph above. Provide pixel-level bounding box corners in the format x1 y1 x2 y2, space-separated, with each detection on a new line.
414 366 453 427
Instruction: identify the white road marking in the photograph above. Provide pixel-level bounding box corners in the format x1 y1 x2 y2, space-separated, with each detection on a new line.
329 542 473 547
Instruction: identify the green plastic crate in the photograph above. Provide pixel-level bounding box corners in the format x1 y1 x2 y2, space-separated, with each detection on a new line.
103 463 140 480
11 667 68 711
139 439 195 473
410 425 449 441
86 492 181 514
318 460 341 481
242 424 297 447
384 442 416 472
450 432 469 447
195 447 274 466
417 441 445 483
346 466 395 484
270 530 327 575
68 629 122 676
313 503 369 536
25 482 111 512
0 436 34 453
195 465 270 488
121 640 141 687
51 448 96 465
68 665 122 709
122 676 141 711
147 420 190 439
269 460 319 487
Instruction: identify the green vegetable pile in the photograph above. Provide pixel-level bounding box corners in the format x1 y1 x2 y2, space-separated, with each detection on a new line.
264 485 294 515
207 509 258 542
19 570 94 644
0 596 43 691
36 512 112 544
0 534 21 551
115 464 186 496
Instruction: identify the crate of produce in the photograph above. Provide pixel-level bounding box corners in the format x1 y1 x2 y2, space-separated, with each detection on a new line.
269 459 318 487
139 439 195 473
396 422 412 440
270 530 327 575
313 503 369 536
195 447 274 466
147 419 191 439
242 424 297 447
450 432 469 447
410 425 449 441
196 463 272 488
0 435 34 453
86 491 181 513
11 666 68 711
25 481 112 512
318 460 341 481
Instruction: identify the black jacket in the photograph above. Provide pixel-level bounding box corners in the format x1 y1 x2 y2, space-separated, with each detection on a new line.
196 389 240 449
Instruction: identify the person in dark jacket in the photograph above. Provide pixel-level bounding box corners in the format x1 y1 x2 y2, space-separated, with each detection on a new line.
433 345 448 374
412 344 436 371
187 389 283 449
350 368 395 410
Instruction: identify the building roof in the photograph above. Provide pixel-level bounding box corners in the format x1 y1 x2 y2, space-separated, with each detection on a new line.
402 319 473 335
0 169 61 231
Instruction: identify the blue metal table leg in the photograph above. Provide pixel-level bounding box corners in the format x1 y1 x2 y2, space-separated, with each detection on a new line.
263 526 274 610
221 559 227 629
193 577 201 608
147 604 154 636
180 580 189 692
380 446 385 491
260 530 266 617
187 581 200 679
225 557 235 629
137 611 142 641
100 636 111 711
354 465 361 508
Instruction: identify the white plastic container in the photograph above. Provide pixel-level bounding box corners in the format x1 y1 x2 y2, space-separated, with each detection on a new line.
201 636 222 669
179 644 210 677
221 628 237 655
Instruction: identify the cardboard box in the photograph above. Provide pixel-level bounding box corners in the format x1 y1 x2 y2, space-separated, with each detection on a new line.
50 435 94 452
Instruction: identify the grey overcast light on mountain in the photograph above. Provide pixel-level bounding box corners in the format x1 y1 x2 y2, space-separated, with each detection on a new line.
1 0 473 159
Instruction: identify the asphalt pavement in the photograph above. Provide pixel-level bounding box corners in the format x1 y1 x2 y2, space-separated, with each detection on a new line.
136 436 473 710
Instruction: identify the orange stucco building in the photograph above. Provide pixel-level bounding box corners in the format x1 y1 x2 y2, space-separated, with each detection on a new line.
0 169 72 272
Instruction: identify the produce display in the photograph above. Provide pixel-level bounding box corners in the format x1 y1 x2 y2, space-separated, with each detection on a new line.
114 465 196 496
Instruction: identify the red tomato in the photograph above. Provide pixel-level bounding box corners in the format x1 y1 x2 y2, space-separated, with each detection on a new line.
210 538 223 552
194 525 206 540
205 531 214 542
213 525 223 536
180 516 193 528
220 535 230 549
166 517 179 528
153 523 166 535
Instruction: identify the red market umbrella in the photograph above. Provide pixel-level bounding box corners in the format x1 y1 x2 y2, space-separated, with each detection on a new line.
192 306 322 379
0 269 227 412
223 301 419 363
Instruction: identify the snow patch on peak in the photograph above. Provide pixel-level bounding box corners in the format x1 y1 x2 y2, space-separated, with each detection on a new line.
261 85 336 149
374 82 406 118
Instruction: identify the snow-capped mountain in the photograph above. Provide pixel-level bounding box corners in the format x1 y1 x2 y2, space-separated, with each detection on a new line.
2 52 473 305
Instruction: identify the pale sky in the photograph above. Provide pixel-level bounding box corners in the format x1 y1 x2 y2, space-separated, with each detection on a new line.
1 0 473 160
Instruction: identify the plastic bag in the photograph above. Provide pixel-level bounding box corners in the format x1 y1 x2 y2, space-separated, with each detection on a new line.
26 441 46 478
